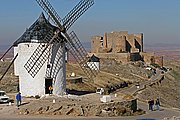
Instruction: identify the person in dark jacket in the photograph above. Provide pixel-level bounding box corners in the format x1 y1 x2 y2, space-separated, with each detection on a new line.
155 98 160 110
150 99 154 111
148 99 154 111
148 100 151 110
16 92 21 107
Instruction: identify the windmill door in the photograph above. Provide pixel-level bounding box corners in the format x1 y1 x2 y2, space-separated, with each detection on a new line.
45 78 53 94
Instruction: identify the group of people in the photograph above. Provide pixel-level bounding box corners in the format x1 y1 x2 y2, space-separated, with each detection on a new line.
148 98 160 111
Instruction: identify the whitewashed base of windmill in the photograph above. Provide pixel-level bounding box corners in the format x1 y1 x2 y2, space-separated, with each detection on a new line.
52 57 66 96
14 42 66 97
14 43 45 96
45 42 67 96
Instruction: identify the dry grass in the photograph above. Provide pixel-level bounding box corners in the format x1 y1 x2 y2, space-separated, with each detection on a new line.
1 59 180 109
138 60 180 108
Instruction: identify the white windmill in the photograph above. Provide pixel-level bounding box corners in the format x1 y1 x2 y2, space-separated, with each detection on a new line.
0 0 99 97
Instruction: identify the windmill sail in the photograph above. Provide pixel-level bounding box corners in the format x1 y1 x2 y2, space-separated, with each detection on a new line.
35 0 98 79
35 0 64 31
0 53 18 81
24 0 98 80
24 30 59 78
0 45 13 61
67 31 98 78
45 42 65 79
62 0 94 30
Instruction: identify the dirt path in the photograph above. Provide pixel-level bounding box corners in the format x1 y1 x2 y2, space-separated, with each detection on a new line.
119 68 163 96
136 101 180 120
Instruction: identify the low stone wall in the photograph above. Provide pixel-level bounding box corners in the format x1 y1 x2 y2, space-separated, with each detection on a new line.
140 52 154 64
96 99 138 117
66 77 82 84
89 53 130 63
17 97 142 117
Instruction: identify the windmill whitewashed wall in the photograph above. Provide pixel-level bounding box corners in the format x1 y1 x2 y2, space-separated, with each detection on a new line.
87 54 100 70
14 13 66 97
14 43 47 96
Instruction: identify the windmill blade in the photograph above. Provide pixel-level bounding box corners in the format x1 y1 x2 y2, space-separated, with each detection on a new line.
62 0 94 31
66 31 99 79
24 43 51 78
24 30 59 78
0 45 13 61
46 42 64 79
36 0 65 32
0 53 18 81
35 0 98 79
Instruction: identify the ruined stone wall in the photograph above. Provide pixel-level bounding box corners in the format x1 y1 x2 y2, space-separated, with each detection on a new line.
91 31 145 63
91 31 143 54
90 32 163 66
128 34 144 53
91 36 103 53
134 33 143 52
106 32 113 52
130 53 142 61
140 52 163 66
155 56 163 67
89 52 163 67
103 33 108 49
141 52 155 64
128 34 136 53
106 31 128 53
89 53 130 63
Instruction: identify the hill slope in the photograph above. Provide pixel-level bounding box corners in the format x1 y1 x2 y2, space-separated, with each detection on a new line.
137 60 180 108
0 59 180 109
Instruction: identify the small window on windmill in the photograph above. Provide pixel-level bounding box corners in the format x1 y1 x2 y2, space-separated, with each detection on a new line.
100 37 103 42
47 64 51 68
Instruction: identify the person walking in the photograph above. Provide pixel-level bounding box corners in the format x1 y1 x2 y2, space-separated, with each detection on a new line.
151 99 154 111
155 98 160 110
148 100 151 110
16 92 21 107
148 99 154 111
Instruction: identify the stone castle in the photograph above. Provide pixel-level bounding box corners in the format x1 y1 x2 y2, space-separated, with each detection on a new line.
91 31 143 53
90 31 163 66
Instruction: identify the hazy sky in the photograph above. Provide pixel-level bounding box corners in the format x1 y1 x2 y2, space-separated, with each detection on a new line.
0 0 180 46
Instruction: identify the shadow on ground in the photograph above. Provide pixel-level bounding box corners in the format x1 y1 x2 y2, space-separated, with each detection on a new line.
67 89 95 95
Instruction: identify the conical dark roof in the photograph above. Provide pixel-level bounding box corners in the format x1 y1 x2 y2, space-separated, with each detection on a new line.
88 54 100 62
13 13 57 46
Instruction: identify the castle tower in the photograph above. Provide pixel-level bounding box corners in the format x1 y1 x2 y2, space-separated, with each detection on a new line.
103 32 108 49
134 33 143 52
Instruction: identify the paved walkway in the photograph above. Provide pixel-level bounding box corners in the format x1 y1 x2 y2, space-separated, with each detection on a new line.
136 101 180 120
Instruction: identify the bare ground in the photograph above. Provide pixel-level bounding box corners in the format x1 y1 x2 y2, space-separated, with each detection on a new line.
0 59 180 117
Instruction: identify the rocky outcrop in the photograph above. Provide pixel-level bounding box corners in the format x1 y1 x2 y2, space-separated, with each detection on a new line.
16 97 144 117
